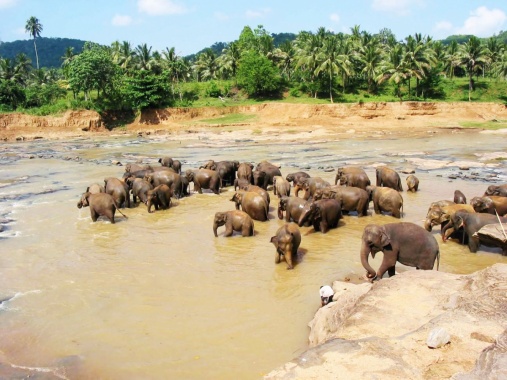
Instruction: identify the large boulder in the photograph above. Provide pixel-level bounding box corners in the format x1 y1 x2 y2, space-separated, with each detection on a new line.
266 264 507 379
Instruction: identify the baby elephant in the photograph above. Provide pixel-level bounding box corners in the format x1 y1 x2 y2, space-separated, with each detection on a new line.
77 192 128 224
146 184 172 213
213 210 254 237
406 174 419 192
270 223 301 270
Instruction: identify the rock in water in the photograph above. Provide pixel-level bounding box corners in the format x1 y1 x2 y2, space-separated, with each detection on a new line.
427 327 451 348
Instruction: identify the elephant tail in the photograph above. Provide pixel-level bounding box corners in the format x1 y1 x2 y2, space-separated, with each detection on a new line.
113 200 129 219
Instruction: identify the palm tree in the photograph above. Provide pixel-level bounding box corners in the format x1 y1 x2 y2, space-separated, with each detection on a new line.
444 40 460 80
377 44 409 101
217 41 241 82
294 30 325 98
25 16 43 70
403 35 434 98
459 36 488 101
356 37 384 94
134 43 156 72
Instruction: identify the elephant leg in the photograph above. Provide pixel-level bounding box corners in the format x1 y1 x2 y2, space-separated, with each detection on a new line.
387 266 396 277
294 185 300 197
285 252 293 270
468 236 480 253
108 211 115 224
392 209 401 218
376 252 397 279
90 209 98 222
224 224 233 237
275 251 281 264
241 224 252 237
320 222 329 234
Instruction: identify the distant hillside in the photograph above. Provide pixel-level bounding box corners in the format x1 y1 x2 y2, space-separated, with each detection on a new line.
0 37 87 68
441 30 507 45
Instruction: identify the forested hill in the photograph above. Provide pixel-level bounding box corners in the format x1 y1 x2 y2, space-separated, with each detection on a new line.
0 37 86 68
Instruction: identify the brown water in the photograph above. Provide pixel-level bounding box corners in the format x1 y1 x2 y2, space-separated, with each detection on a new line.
1 130 506 379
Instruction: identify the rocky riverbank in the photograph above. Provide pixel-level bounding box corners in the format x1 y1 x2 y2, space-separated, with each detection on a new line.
265 264 507 379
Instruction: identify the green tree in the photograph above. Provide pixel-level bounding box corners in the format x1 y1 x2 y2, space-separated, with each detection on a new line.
237 51 281 97
459 36 488 101
217 41 241 82
121 71 171 110
357 37 384 93
25 16 43 70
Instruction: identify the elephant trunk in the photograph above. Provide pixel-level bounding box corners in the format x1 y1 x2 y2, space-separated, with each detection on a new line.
277 205 284 220
77 201 83 209
298 208 310 227
360 241 377 279
424 218 433 231
147 199 154 213
213 222 219 237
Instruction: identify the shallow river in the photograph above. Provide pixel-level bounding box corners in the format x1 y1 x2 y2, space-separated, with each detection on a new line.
1 129 506 379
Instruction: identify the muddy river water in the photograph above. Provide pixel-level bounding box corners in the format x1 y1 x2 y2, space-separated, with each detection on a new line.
1 128 507 379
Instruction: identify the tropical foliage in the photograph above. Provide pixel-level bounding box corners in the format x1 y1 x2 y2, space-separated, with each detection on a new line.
2 21 507 114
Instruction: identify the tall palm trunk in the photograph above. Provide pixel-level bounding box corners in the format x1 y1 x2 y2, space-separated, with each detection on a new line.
33 39 39 70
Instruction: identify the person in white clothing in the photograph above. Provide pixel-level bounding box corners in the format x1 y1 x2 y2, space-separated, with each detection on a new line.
319 285 335 307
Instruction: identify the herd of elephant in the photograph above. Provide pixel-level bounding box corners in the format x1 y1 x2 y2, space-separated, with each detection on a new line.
76 157 507 281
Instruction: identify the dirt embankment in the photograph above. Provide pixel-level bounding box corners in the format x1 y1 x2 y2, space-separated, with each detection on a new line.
1 102 506 141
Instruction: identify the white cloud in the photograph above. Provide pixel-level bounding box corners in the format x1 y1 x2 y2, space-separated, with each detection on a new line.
245 8 271 19
371 0 424 16
137 0 187 16
112 14 133 27
434 21 453 32
214 11 229 21
0 0 17 9
456 7 506 37
330 13 340 23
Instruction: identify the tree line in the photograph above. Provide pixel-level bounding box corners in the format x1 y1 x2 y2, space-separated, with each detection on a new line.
2 20 507 114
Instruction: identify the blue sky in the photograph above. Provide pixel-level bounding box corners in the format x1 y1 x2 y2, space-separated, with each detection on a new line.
1 0 506 56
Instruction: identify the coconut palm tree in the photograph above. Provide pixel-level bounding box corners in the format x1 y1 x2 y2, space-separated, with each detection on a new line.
217 41 241 82
134 43 156 72
459 36 488 101
356 37 384 94
377 44 409 101
294 29 326 98
443 41 460 80
25 16 43 70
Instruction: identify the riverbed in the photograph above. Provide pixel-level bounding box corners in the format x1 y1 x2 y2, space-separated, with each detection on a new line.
1 129 506 379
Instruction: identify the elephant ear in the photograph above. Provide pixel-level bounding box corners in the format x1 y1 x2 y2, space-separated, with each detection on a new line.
379 227 391 247
270 236 278 246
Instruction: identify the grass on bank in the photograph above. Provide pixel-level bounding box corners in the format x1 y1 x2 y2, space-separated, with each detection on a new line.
459 120 507 130
197 113 258 124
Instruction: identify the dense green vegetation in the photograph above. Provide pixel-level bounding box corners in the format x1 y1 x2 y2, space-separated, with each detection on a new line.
2 20 507 117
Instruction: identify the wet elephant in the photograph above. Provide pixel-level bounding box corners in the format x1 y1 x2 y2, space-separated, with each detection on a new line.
335 167 371 190
273 176 291 198
360 222 440 281
270 223 301 270
77 192 128 223
278 196 309 223
237 163 254 184
368 185 403 218
104 177 130 208
470 195 507 216
454 190 467 204
313 185 369 217
406 174 419 192
286 172 311 196
298 198 342 233
443 210 507 253
126 177 153 204
213 210 254 237
230 190 269 222
159 157 182 174
484 184 507 197
201 160 239 187
125 163 152 173
146 184 172 213
423 203 475 241
255 161 282 189
299 177 330 201
237 183 270 206
144 170 183 198
185 169 221 194
376 166 403 191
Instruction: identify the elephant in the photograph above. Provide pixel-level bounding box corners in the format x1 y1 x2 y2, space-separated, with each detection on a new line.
484 184 507 197
252 170 267 190
230 190 269 222
298 177 331 201
270 223 301 270
122 169 154 180
360 222 440 281
237 182 270 205
104 177 130 208
213 210 254 237
185 169 221 195
368 185 403 218
376 166 403 191
144 170 183 198
406 174 419 192
443 210 507 253
278 196 309 223
146 184 172 213
200 160 239 187
126 177 153 204
470 196 507 216
77 192 128 223
454 190 467 204
159 157 182 174
298 198 342 233
237 163 254 184
273 176 291 198
286 172 311 196
86 183 105 194
180 176 190 197
254 161 282 189
125 163 152 173
313 185 369 217
424 203 475 241
335 166 371 190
